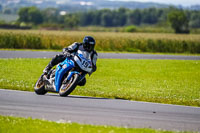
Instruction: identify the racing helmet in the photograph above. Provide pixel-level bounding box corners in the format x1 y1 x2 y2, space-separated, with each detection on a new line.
83 36 95 52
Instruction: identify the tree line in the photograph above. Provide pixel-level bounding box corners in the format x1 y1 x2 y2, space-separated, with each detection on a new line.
15 6 200 33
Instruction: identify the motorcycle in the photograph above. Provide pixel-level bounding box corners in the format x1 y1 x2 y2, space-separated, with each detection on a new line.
34 50 93 97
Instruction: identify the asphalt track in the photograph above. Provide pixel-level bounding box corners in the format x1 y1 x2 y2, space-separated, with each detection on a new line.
0 89 200 132
0 50 200 60
0 50 200 131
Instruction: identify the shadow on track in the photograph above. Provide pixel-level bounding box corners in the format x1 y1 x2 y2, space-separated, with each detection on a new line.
45 93 109 100
68 95 109 100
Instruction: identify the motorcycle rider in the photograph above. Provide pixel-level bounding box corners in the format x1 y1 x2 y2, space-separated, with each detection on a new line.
43 36 98 86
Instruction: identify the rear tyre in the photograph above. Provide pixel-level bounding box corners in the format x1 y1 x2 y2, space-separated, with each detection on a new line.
34 75 48 95
59 73 79 97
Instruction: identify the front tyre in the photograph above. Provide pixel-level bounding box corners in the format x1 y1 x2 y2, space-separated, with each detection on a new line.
59 73 80 97
34 75 47 95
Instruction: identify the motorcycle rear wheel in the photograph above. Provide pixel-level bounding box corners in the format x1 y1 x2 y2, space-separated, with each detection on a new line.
59 73 79 97
34 75 48 95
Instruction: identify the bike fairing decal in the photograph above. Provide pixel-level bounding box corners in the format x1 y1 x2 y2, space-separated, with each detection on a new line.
75 53 92 73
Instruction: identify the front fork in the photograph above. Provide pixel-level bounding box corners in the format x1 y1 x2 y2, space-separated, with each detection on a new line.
66 71 85 83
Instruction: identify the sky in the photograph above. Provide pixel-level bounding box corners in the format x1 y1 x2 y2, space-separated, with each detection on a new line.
116 0 200 6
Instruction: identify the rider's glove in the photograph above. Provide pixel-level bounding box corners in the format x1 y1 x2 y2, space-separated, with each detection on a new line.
63 52 72 58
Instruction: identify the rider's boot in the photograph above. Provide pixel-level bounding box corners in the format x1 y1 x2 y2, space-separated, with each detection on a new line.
42 53 65 81
42 63 52 80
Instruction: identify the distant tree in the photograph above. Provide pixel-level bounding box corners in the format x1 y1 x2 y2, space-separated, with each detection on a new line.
18 7 29 22
18 7 43 25
113 7 128 26
82 11 94 26
189 11 200 28
91 11 102 25
142 8 158 24
157 8 167 22
17 6 200 29
168 10 190 33
127 9 142 25
41 8 59 23
79 12 88 26
64 14 79 28
28 7 43 24
101 9 113 27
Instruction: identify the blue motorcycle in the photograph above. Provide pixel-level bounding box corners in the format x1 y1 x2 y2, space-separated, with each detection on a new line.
34 50 93 97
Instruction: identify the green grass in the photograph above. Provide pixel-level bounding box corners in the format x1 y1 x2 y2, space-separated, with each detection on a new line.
0 59 199 106
0 115 187 133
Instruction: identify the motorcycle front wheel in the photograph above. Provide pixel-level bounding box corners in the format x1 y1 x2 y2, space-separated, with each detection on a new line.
34 75 48 95
59 73 80 97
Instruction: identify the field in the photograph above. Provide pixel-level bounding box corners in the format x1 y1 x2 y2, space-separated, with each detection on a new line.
0 58 199 107
0 30 200 53
0 115 183 133
0 14 18 22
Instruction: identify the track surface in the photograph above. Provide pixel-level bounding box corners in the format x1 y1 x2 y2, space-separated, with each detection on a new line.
0 50 199 60
0 51 200 131
0 89 200 131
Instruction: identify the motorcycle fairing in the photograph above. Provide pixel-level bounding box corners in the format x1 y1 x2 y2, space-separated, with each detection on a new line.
54 57 75 92
74 50 93 73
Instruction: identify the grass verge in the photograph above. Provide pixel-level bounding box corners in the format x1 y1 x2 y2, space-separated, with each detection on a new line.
0 58 199 106
0 115 187 133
